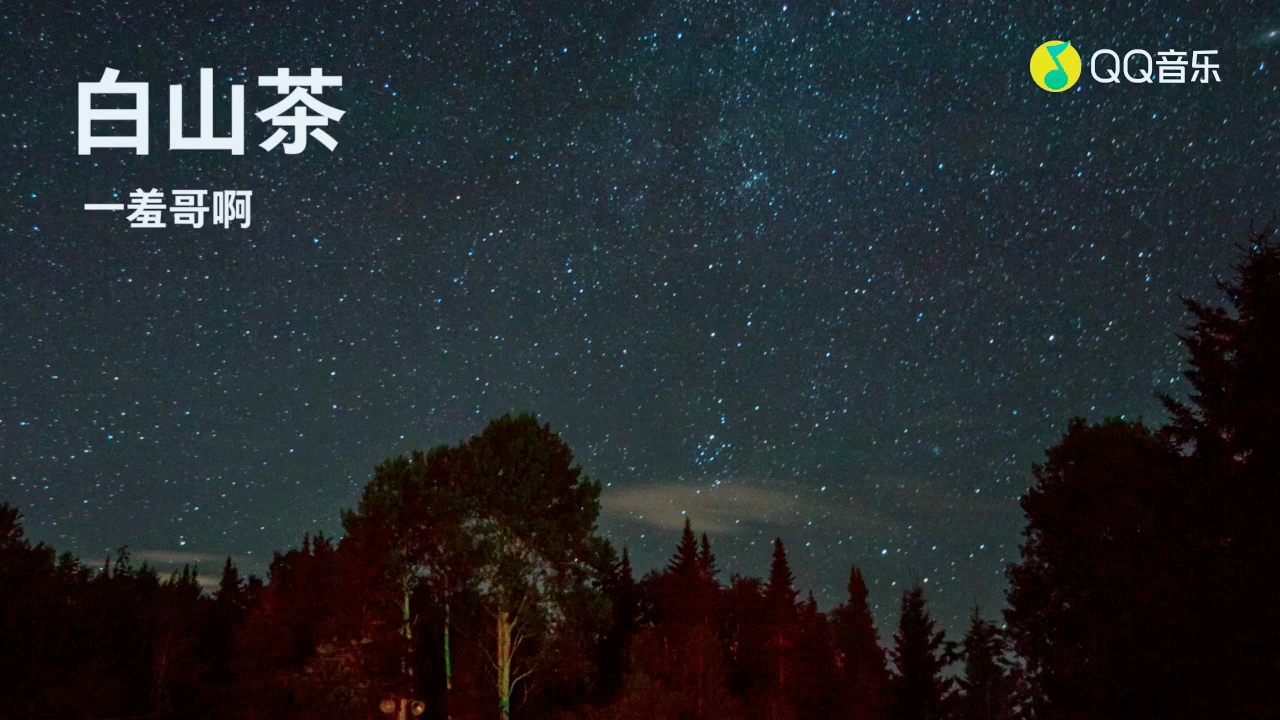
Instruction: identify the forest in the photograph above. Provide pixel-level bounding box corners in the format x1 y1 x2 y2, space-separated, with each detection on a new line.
1 234 1278 720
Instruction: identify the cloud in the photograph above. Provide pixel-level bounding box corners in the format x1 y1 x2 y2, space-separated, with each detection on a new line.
133 549 251 566
600 474 1020 538
601 477 891 536
131 549 263 589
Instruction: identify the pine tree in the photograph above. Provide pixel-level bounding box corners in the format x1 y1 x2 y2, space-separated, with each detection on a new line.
957 608 1013 720
216 556 244 607
668 517 700 579
595 547 639 700
764 538 798 612
1159 230 1280 715
653 518 718 631
888 586 955 720
697 532 718 583
792 591 837 720
763 539 799 720
832 565 889 720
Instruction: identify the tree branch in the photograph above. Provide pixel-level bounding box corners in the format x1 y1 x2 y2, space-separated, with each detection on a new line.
510 664 536 695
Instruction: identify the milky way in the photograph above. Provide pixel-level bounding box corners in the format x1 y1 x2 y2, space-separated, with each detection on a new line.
3 2 1279 631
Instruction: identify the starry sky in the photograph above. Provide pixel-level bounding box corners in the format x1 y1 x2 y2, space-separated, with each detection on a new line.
3 1 1279 632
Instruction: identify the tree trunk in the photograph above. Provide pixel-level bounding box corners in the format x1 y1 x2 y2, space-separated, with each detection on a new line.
402 581 413 640
402 581 415 687
496 606 514 720
444 593 453 720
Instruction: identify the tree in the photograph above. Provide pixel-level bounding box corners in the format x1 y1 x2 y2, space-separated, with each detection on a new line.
764 538 798 613
1005 417 1189 718
1159 230 1280 716
763 538 799 720
461 413 606 720
198 557 258 710
668 518 700 579
697 533 718 584
888 586 955 720
831 565 889 720
341 445 481 713
956 608 1014 720
149 564 206 716
604 621 745 720
0 503 60 719
722 575 771 703
594 547 639 701
1001 232 1280 719
648 519 720 633
792 591 837 720
234 533 356 717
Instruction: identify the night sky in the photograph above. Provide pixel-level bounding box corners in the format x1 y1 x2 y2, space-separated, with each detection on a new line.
3 2 1279 632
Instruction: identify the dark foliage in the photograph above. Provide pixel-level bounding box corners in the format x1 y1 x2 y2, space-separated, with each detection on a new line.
1006 232 1280 719
956 608 1016 720
831 565 890 720
5 236 1278 719
887 586 956 720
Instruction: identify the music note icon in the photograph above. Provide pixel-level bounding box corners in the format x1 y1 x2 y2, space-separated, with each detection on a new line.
1031 40 1082 92
1044 42 1072 90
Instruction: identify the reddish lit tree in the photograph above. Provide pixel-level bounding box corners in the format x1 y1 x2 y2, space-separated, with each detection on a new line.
831 565 889 720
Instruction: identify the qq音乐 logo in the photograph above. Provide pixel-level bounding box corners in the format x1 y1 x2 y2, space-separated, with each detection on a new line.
1030 40 1082 92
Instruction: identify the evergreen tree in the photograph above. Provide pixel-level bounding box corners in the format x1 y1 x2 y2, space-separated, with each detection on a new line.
721 575 771 705
792 591 837 720
697 532 718 583
1159 230 1280 715
764 539 799 720
668 517 700 579
832 565 889 720
694 532 721 624
888 586 955 720
764 538 798 612
595 547 639 700
216 556 244 608
652 518 719 630
957 608 1014 720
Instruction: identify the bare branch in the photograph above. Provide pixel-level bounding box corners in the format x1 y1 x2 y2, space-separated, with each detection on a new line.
510 664 537 695
480 641 497 671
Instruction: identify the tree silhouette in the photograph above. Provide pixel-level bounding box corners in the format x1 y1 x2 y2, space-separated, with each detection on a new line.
668 517 700 578
764 538 798 613
1005 418 1187 717
722 574 771 707
792 591 838 720
594 546 639 701
956 608 1015 720
888 585 955 720
698 532 718 583
0 502 60 718
763 538 799 720
1006 233 1280 718
1160 230 1280 715
831 565 889 720
461 413 607 720
340 444 482 713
